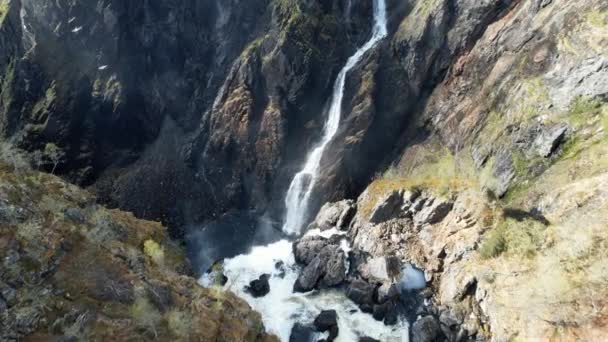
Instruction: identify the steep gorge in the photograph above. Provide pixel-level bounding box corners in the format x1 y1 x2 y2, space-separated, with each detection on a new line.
1 0 608 341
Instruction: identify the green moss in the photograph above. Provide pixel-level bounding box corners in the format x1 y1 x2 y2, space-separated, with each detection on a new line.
0 0 9 24
587 10 608 28
143 239 165 265
166 310 192 338
32 82 57 120
566 96 604 128
130 297 162 336
479 217 547 259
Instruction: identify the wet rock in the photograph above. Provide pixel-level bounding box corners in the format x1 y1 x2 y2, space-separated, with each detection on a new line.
314 310 339 341
346 279 375 312
377 283 401 304
308 200 356 231
372 303 387 321
411 316 443 342
293 236 346 292
294 236 331 264
534 124 568 157
383 301 399 326
245 274 271 298
289 323 316 342
359 337 380 342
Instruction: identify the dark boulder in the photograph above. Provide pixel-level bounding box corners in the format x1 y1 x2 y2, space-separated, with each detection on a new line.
359 337 380 342
314 310 339 341
346 279 376 313
289 323 316 342
411 316 444 342
245 274 270 298
293 236 346 292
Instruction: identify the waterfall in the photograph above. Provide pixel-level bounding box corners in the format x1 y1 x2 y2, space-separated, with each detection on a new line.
282 0 388 235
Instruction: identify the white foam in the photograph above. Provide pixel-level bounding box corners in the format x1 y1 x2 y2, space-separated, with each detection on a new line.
203 239 409 342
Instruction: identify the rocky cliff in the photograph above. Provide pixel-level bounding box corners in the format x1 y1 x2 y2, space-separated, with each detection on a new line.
1 0 608 340
0 145 277 341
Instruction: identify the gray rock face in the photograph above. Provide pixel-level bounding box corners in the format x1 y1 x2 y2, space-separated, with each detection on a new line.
534 124 568 157
413 197 454 226
308 200 356 231
358 256 402 284
293 236 346 292
369 190 404 223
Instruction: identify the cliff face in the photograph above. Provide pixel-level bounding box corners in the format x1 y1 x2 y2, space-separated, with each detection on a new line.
1 0 608 339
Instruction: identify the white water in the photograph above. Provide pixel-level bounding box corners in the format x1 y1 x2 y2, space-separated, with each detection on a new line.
198 2 410 340
282 0 388 235
214 232 410 342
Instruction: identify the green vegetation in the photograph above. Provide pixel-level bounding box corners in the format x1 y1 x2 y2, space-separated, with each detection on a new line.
143 239 165 265
31 82 57 119
130 297 162 337
479 216 547 259
587 10 608 28
0 0 9 24
166 310 192 338
396 0 441 40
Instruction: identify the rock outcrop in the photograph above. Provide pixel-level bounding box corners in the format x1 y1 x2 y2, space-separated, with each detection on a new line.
0 154 276 341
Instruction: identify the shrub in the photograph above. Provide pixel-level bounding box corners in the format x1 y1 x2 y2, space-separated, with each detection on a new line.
166 310 192 338
0 142 31 173
143 239 165 265
479 216 547 259
130 297 162 337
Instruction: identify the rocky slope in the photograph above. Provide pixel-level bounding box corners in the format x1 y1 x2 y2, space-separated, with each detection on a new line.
308 0 608 340
1 0 607 340
0 146 277 341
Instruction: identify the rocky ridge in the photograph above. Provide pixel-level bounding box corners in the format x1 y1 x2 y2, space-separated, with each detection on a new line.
0 146 277 341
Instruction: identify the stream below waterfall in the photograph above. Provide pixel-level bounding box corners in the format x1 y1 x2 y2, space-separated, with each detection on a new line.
196 1 421 340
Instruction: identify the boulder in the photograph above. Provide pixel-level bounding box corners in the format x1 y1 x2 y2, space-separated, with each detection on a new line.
314 310 339 341
346 279 375 312
413 197 453 226
308 200 356 231
411 316 443 342
377 283 401 304
293 236 346 292
245 274 270 298
359 256 402 284
369 191 404 223
534 124 568 157
289 323 316 342
294 236 331 264
359 337 380 342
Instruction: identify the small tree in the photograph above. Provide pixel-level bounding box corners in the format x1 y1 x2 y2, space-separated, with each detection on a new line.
43 143 64 174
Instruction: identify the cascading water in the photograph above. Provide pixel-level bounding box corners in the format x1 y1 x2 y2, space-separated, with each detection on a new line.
198 1 416 341
282 0 388 235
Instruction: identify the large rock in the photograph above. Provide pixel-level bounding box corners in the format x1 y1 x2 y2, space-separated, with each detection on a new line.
369 190 405 223
358 256 402 284
413 197 453 226
308 200 356 231
411 316 443 342
534 124 568 157
293 236 346 292
346 279 376 312
245 274 271 298
314 310 339 341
